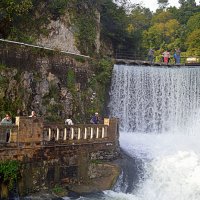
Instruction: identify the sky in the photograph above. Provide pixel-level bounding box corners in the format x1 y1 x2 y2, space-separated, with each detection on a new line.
129 0 198 12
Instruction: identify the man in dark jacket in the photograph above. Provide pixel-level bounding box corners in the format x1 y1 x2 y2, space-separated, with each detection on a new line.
90 112 100 124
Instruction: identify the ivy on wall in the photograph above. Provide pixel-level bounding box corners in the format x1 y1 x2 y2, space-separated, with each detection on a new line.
0 160 20 190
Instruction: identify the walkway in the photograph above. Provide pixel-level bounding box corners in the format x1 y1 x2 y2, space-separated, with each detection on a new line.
115 59 200 67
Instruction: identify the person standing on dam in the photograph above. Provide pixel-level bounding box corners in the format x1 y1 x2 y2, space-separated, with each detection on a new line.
162 50 170 64
147 48 154 63
90 112 100 124
0 113 12 142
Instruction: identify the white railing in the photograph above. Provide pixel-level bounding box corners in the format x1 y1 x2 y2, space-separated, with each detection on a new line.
43 125 108 142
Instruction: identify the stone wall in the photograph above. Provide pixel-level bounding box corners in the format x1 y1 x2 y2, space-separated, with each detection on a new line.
0 117 119 198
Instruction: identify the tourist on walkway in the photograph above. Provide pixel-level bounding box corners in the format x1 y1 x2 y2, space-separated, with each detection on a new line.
148 49 154 63
1 113 12 125
90 112 100 124
65 116 74 125
175 48 181 64
162 50 170 64
1 113 12 142
29 111 37 117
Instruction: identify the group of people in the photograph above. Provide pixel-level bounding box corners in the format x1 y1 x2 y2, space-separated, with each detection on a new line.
64 112 101 125
0 110 37 125
147 48 181 64
0 110 101 142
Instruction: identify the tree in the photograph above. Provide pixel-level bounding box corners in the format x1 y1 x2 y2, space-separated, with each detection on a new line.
100 0 130 50
187 13 200 32
179 0 196 7
152 10 173 24
176 0 200 24
158 0 169 9
186 29 200 55
128 5 152 53
0 0 32 37
142 11 181 51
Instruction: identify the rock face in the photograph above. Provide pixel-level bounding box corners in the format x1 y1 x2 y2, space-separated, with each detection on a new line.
37 14 80 54
69 162 120 194
37 8 101 55
0 42 91 121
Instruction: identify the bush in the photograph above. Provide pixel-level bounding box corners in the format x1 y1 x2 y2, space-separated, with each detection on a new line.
0 160 20 190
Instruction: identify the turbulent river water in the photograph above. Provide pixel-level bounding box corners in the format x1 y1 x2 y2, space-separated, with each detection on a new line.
66 64 200 200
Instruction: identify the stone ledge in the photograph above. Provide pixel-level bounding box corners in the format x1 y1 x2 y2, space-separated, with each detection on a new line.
68 162 120 194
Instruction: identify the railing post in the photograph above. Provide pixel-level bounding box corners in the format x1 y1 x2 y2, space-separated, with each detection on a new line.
84 128 87 139
105 126 108 138
64 128 67 140
71 128 74 140
96 127 99 138
102 127 105 138
56 128 59 141
90 127 93 139
48 128 51 141
78 128 81 140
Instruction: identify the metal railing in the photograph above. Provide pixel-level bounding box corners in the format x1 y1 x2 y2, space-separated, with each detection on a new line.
115 50 200 65
0 38 90 59
115 50 146 60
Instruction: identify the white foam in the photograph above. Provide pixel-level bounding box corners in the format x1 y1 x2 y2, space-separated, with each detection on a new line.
119 132 200 200
106 65 200 200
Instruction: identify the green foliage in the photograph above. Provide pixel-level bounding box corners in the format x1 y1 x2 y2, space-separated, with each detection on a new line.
186 29 200 55
0 0 32 21
0 160 20 190
152 11 173 24
91 159 102 164
95 58 113 85
100 0 132 50
0 0 33 37
0 64 6 71
74 55 87 63
72 2 97 56
46 104 63 122
67 69 76 91
1 0 200 58
48 0 69 19
8 27 36 44
157 0 169 9
48 84 60 101
52 184 65 195
80 57 113 121
0 75 8 86
187 13 200 32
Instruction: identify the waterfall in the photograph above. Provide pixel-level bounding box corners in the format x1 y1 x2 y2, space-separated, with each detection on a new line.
105 64 200 200
109 65 200 134
67 64 200 200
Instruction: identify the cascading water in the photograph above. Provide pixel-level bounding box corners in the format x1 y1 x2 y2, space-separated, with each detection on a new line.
109 65 200 134
105 64 200 200
66 64 200 200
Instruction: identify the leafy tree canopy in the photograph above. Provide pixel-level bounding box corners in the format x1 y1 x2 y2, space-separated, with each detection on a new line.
152 11 173 24
187 13 200 32
158 0 169 9
0 0 32 37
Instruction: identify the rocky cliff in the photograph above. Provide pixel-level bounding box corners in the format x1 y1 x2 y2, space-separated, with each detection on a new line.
0 40 112 123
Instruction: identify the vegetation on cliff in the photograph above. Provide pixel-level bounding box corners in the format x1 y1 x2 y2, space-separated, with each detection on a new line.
1 0 200 57
0 160 20 190
1 0 200 122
